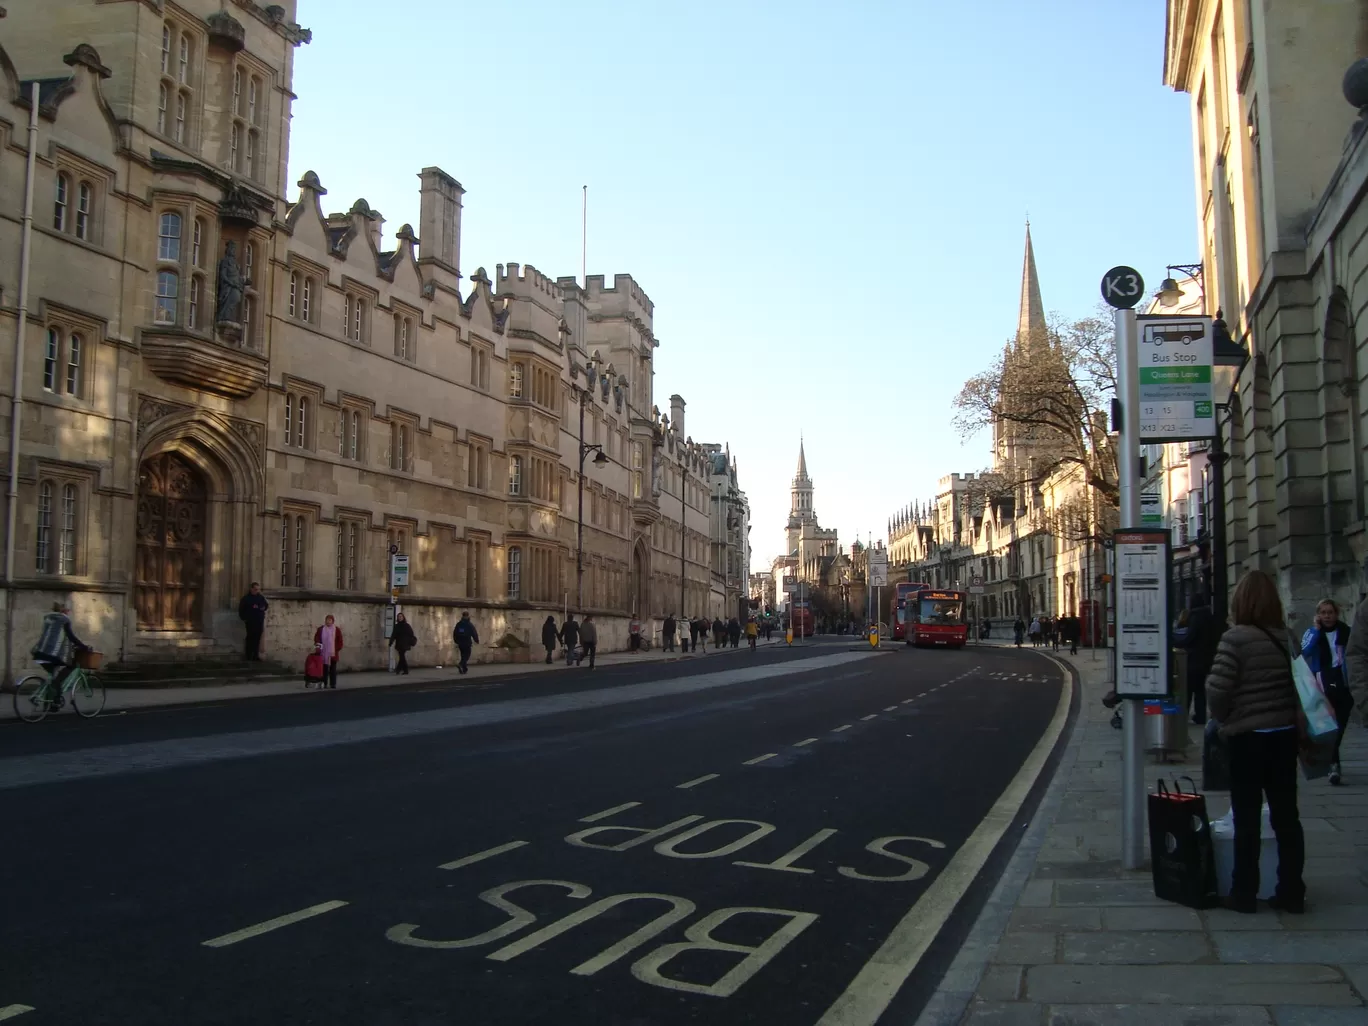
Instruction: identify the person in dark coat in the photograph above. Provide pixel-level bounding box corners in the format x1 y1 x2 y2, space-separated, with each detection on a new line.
560 615 581 666
452 611 479 675
1175 592 1220 724
389 612 416 675
692 616 706 652
541 615 559 664
238 582 268 661
727 616 741 648
1013 617 1025 647
663 614 677 652
712 617 725 648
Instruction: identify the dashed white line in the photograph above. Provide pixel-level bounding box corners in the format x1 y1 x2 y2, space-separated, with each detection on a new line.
861 714 878 721
579 802 641 823
0 1007 35 1022
833 724 852 732
202 900 349 948
794 738 819 747
883 705 899 712
677 773 720 789
439 840 528 870
901 698 916 705
744 753 778 765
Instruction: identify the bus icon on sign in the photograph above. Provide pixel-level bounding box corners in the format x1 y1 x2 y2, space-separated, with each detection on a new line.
1142 322 1204 347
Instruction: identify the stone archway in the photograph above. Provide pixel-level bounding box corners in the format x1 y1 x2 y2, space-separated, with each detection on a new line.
632 538 650 617
135 452 207 630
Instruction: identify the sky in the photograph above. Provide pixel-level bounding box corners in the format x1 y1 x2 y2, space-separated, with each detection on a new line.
286 0 1197 575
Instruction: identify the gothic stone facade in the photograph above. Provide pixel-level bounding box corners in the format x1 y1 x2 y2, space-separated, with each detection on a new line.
0 0 727 672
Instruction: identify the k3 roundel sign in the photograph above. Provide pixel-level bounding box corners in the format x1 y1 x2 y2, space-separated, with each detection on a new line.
1101 266 1145 309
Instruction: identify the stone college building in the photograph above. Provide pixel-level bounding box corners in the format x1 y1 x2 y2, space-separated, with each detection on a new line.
0 0 749 674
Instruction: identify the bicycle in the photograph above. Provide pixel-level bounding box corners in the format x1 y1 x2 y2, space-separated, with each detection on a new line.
13 650 106 722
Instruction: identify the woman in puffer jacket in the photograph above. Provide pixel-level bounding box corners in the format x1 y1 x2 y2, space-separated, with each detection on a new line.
1205 569 1305 914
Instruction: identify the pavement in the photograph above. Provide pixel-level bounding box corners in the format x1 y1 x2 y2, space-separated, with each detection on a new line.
0 634 801 722
0 637 1069 1025
921 641 1368 1026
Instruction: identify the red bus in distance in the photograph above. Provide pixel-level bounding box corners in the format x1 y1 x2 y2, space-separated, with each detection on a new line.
893 581 931 642
910 589 969 648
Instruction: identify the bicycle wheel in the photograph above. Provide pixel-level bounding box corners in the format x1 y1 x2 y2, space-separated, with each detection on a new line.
71 671 106 718
13 674 52 723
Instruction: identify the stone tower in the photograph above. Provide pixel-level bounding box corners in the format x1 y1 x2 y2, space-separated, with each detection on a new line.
993 224 1050 473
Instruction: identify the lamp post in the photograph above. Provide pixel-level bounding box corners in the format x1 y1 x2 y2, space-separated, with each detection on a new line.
569 330 612 613
679 457 687 622
1206 312 1250 627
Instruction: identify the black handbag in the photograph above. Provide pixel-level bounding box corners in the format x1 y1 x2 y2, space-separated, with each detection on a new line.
1148 776 1218 908
1202 723 1231 792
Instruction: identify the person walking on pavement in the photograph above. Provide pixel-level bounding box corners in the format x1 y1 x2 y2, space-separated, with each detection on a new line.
728 616 741 648
628 613 641 652
1028 616 1042 647
313 614 343 689
663 613 677 652
238 582 268 661
694 616 707 653
389 612 416 675
452 611 478 674
1205 569 1306 914
580 614 598 668
712 616 725 649
541 615 559 664
1067 614 1080 655
1013 616 1025 647
560 614 581 665
1303 598 1353 785
1175 591 1221 725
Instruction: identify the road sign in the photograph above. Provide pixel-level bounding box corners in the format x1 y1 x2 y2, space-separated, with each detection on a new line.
1101 266 1145 310
390 552 410 588
868 549 888 588
1113 528 1171 699
1141 491 1162 527
389 543 399 555
1136 315 1215 442
782 576 797 594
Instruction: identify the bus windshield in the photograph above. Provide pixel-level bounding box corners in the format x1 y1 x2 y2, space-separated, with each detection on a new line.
919 598 964 625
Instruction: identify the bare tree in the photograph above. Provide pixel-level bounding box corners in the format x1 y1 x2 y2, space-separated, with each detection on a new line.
953 311 1119 505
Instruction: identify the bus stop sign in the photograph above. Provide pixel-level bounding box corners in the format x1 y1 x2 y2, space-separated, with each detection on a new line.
1101 266 1145 310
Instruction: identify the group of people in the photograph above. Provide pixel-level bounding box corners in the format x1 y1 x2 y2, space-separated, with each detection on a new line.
540 614 599 667
1011 614 1081 653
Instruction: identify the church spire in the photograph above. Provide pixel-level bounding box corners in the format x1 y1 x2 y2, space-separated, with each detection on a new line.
1016 222 1047 350
795 438 809 482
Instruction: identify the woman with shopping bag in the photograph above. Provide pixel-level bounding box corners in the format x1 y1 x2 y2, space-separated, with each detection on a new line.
1302 599 1353 785
1205 570 1306 913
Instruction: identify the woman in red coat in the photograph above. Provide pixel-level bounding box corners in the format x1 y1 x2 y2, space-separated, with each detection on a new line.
313 615 344 689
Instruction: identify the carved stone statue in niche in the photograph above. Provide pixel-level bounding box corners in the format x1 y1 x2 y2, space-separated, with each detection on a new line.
215 241 249 329
651 445 663 498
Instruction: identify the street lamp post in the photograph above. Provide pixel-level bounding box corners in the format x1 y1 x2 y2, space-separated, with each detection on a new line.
679 463 687 621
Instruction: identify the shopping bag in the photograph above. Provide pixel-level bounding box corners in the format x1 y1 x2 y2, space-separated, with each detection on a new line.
1148 776 1218 908
304 651 324 680
1202 723 1231 792
1291 654 1339 738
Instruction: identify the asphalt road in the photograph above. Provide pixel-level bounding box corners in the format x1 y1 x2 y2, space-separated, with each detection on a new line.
1 639 1069 1026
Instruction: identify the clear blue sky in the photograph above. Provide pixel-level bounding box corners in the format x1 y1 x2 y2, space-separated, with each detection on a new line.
287 0 1196 574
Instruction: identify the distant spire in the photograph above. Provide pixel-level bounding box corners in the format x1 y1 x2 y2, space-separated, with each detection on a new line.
1017 223 1047 350
795 438 809 480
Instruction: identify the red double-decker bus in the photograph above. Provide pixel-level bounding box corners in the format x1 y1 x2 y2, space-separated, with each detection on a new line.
909 589 969 648
892 581 931 642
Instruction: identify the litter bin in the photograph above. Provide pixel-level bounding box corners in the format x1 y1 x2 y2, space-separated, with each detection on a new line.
1143 649 1189 761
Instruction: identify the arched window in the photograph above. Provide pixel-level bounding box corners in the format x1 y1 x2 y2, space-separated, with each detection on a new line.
65 333 82 396
336 520 360 590
42 328 58 392
161 25 171 74
36 481 52 573
394 314 412 360
59 484 77 575
246 129 257 179
352 297 365 342
158 212 181 261
243 296 254 349
301 277 312 322
230 122 241 172
279 514 306 587
248 77 259 125
178 33 191 84
192 218 204 268
157 82 168 134
288 271 298 317
154 272 178 324
507 546 522 600
508 455 523 496
175 90 187 143
188 276 201 329
232 68 242 116
54 173 69 232
75 182 91 241
298 396 310 448
509 362 524 398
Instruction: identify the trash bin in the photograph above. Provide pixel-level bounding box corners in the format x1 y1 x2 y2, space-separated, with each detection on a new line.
1143 649 1189 761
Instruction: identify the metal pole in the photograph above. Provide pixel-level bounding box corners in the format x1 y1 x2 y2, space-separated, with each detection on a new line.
1209 425 1229 628
680 480 686 623
575 395 585 612
1117 306 1145 871
4 82 39 686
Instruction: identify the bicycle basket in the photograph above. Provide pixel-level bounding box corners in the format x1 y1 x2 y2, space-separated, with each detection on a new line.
76 649 103 670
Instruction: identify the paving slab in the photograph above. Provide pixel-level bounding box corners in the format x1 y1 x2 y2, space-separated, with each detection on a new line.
1008 907 1102 932
992 931 1059 965
1214 932 1368 964
1046 1005 1273 1026
1054 880 1169 907
1018 879 1055 907
1060 930 1211 964
976 965 1025 1001
961 1002 1045 1026
1346 964 1368 999
1100 906 1206 931
1024 964 1358 1006
1269 1007 1368 1025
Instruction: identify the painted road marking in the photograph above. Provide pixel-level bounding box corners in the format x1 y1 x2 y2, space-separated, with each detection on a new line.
677 774 720 789
793 738 818 747
901 698 916 705
815 655 1073 1025
860 714 878 721
202 900 349 948
0 1007 35 1022
883 705 899 712
439 840 529 870
743 753 777 765
580 802 642 823
833 724 852 732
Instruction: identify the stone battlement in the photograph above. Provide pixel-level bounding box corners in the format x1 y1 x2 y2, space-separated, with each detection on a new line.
581 273 655 321
496 262 562 304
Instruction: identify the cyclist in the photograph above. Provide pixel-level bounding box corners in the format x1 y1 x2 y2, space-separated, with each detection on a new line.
745 618 758 650
31 601 89 710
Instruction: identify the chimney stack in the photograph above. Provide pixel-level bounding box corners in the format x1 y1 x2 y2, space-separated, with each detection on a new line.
669 393 685 438
417 166 464 292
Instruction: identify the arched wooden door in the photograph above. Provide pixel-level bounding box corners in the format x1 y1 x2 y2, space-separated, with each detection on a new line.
136 452 206 630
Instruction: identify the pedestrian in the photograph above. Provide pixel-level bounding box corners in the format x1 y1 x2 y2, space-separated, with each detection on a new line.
1175 592 1221 725
1302 598 1353 786
313 614 343 689
580 614 598 668
628 613 641 652
663 613 677 652
1028 616 1042 647
389 612 415 675
452 610 479 674
560 613 581 665
745 617 758 650
728 616 741 648
1013 616 1025 647
1205 569 1306 914
238 581 268 661
694 616 707 653
541 615 558 664
713 616 725 648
